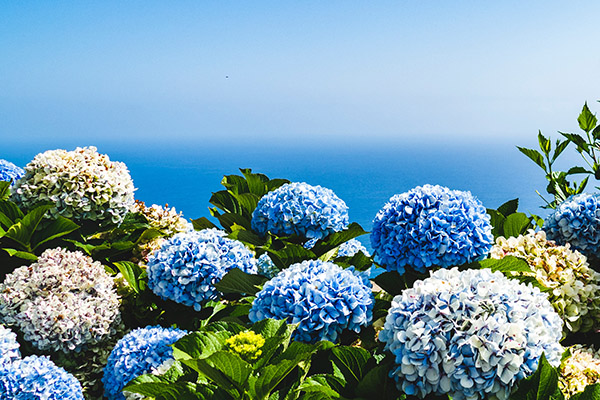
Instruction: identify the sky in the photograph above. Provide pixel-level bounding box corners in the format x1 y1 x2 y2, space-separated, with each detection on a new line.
1 1 600 148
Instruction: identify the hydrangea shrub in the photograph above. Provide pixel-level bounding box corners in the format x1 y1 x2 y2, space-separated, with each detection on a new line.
0 355 84 399
0 325 20 366
559 345 600 398
249 259 374 343
379 268 563 400
102 325 187 400
147 229 257 311
0 159 24 185
251 182 349 240
371 184 493 274
490 230 600 334
11 146 135 225
0 248 121 353
544 193 600 258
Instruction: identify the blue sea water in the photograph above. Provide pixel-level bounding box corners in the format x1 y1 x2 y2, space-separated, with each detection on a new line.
2 138 563 247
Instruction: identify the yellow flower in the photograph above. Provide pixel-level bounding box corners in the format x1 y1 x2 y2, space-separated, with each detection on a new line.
225 331 265 362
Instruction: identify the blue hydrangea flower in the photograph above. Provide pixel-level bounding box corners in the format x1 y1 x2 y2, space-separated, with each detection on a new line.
0 325 20 366
147 229 257 311
379 268 563 400
102 325 187 400
0 355 84 399
251 182 349 240
338 238 371 257
249 260 374 343
371 184 493 274
0 159 24 186
256 253 279 279
544 193 600 258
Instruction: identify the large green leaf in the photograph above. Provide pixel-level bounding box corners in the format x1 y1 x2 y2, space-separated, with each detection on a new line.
478 256 532 273
249 359 302 399
571 384 600 400
240 168 270 197
509 354 563 400
30 216 79 250
373 271 406 296
503 212 531 238
113 261 147 294
310 223 368 257
0 200 24 227
192 217 218 230
517 146 547 171
265 244 316 270
355 360 399 399
124 374 201 400
173 331 229 360
210 190 242 214
215 212 251 231
497 198 519 217
578 102 598 133
560 132 590 153
221 174 250 194
331 346 370 385
184 351 250 395
487 208 506 238
4 204 53 250
296 375 341 398
214 268 268 295
0 181 10 201
2 248 38 261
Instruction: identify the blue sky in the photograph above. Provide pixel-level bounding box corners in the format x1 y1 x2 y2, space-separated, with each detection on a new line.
1 1 600 147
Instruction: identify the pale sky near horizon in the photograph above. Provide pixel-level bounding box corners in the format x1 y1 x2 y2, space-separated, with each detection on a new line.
1 1 600 147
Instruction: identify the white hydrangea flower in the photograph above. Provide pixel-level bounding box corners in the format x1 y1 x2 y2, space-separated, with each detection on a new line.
131 201 193 235
0 248 122 353
490 230 600 334
559 345 600 398
12 146 135 225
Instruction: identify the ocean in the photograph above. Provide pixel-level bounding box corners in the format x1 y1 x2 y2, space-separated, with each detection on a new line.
2 137 566 247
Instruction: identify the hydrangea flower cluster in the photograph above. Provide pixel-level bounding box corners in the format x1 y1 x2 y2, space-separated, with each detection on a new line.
102 325 187 400
559 345 600 398
544 193 600 258
0 355 84 399
11 146 135 225
379 268 563 400
371 184 493 274
0 159 24 185
251 182 349 240
0 248 121 353
147 229 257 311
0 325 20 366
249 259 374 343
338 238 371 257
490 230 600 334
225 331 266 362
257 253 280 279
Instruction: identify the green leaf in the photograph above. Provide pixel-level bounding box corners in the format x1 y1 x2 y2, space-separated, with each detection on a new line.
560 132 590 153
113 261 147 294
0 181 10 201
124 376 200 400
503 212 531 238
478 256 533 273
487 209 506 238
571 383 600 400
210 190 242 214
296 375 341 398
265 244 316 270
230 192 260 215
567 166 591 175
331 346 370 385
0 200 24 227
30 216 79 250
221 174 250 194
552 139 570 162
250 359 302 399
4 204 53 250
214 268 268 295
240 168 270 197
2 248 38 261
496 198 519 217
509 354 563 400
266 178 291 192
216 211 252 231
578 102 597 133
311 223 369 257
334 251 373 271
373 271 406 296
355 361 398 399
227 229 264 246
538 131 551 156
517 146 547 171
184 351 250 395
192 217 218 230
173 331 229 360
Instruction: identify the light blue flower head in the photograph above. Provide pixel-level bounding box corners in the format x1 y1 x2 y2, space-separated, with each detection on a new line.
102 325 187 400
0 160 24 186
256 253 279 279
147 229 257 311
371 184 493 274
543 193 600 258
379 268 563 400
0 355 84 399
0 325 20 366
251 182 349 240
249 259 374 343
338 238 371 257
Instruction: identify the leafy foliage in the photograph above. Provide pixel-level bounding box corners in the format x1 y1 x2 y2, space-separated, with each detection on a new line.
487 198 541 239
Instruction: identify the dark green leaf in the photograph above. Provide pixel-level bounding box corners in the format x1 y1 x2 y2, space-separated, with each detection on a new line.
4 204 53 249
497 198 519 217
124 375 200 400
487 209 506 238
578 102 597 133
509 354 563 400
221 174 249 194
214 268 268 295
240 168 270 197
250 359 300 399
2 248 37 261
373 271 406 296
296 375 341 398
517 147 547 171
173 331 229 360
209 190 242 214
0 181 10 201
331 346 370 384
216 212 252 231
30 216 79 250
227 229 264 246
311 223 369 257
265 244 316 270
0 200 24 227
334 251 373 271
192 217 217 230
113 261 147 294
552 139 570 162
560 132 590 153
266 178 291 192
567 166 591 175
355 360 399 399
503 212 531 238
538 131 551 156
230 192 260 215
